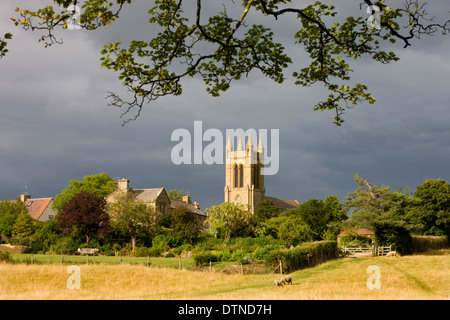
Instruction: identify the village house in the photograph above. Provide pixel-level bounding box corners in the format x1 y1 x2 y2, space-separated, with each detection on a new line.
106 178 207 223
10 194 57 222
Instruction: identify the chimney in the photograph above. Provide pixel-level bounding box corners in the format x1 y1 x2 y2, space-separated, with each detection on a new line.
20 194 31 203
194 202 200 209
118 178 129 193
182 195 189 204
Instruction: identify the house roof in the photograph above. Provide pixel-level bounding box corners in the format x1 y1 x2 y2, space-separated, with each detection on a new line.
131 188 165 202
170 199 207 216
107 187 166 203
265 196 300 210
24 198 53 220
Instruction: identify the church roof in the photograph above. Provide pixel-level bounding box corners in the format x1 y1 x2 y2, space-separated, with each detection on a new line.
265 196 300 210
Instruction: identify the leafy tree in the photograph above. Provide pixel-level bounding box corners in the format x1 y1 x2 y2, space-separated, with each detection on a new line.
324 195 347 223
52 172 116 212
57 190 110 246
296 197 346 240
277 216 315 246
167 189 191 204
254 199 281 221
205 202 252 243
170 207 203 244
11 1 450 125
343 174 418 231
107 191 160 251
34 219 59 253
0 199 28 239
11 210 34 240
412 179 450 237
373 220 412 251
0 33 12 59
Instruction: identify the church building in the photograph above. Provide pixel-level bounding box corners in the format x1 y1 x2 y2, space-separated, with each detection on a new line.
224 134 299 213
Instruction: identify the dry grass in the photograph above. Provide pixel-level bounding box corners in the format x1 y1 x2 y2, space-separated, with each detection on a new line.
1 252 448 300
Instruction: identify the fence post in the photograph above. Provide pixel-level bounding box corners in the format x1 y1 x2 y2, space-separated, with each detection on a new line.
209 261 212 272
147 255 149 268
31 253 33 265
178 256 181 270
279 260 283 275
86 254 89 265
61 254 63 265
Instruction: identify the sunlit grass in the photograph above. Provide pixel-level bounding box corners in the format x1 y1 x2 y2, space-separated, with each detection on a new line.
1 252 448 300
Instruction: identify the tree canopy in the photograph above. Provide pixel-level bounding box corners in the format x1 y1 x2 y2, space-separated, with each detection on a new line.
205 202 252 243
57 190 110 245
413 179 450 237
343 174 419 231
107 190 160 250
9 1 449 125
0 199 28 238
52 172 116 212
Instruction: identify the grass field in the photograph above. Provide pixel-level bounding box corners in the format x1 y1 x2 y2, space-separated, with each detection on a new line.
1 251 448 299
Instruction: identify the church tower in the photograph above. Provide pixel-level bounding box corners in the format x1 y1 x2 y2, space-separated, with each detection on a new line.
224 133 265 213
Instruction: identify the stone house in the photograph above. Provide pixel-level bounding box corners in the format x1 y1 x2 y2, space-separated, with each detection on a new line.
106 179 207 222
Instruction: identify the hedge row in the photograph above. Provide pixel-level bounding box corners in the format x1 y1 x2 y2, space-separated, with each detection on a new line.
411 235 449 253
265 240 338 273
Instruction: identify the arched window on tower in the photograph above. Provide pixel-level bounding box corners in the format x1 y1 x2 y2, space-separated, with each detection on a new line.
239 165 244 188
254 164 259 189
234 164 238 188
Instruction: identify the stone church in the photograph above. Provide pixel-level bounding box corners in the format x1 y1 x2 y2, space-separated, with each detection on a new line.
224 134 299 213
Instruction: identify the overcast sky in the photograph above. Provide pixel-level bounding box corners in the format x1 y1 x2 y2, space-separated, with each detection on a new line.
1 1 449 210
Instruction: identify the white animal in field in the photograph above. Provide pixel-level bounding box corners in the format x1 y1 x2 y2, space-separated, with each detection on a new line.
280 275 292 285
385 251 398 257
273 279 283 287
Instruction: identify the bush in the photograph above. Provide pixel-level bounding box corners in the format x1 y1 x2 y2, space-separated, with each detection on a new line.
265 241 338 273
251 244 284 260
0 251 12 263
411 235 449 253
193 251 219 266
147 247 163 257
135 246 150 257
373 222 412 253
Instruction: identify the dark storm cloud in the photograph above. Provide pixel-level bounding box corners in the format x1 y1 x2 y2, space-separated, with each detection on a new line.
0 1 449 210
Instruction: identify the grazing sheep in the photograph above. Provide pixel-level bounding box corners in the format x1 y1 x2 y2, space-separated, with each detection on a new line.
280 275 292 285
386 251 398 257
272 279 283 287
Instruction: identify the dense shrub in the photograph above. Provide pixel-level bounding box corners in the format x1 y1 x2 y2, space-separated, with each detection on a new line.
193 251 219 266
147 247 163 257
265 241 338 273
0 251 12 263
373 222 412 253
251 244 284 260
135 246 150 257
411 235 449 253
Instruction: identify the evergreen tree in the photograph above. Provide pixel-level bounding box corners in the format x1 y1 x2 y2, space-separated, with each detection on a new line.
11 210 33 240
